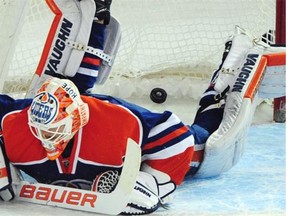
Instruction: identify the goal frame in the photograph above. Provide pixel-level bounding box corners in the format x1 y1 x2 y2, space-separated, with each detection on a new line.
273 0 286 123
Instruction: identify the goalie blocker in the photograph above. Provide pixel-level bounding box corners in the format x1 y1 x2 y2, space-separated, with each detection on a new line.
27 0 121 97
195 26 286 178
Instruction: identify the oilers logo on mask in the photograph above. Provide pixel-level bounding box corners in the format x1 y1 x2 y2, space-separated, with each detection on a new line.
29 92 58 125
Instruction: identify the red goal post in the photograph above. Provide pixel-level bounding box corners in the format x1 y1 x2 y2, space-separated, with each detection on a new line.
273 0 286 123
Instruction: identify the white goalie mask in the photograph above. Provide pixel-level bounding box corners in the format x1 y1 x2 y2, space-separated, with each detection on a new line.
28 78 89 160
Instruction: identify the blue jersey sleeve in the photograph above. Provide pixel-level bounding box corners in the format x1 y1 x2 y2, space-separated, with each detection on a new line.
87 93 211 145
0 94 32 123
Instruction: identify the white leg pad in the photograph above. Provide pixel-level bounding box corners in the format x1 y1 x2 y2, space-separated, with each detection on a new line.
95 16 122 84
195 33 268 178
194 96 257 178
64 0 96 76
26 0 95 97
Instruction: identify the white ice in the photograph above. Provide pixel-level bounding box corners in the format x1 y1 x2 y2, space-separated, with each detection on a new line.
0 99 286 216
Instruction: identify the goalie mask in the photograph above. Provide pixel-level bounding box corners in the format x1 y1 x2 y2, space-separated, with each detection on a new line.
28 78 89 160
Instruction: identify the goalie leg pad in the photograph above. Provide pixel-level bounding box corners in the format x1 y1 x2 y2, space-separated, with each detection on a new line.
191 28 254 137
75 16 121 88
64 0 97 77
214 29 254 93
94 16 121 85
28 1 120 96
195 28 269 178
27 0 96 97
38 0 95 77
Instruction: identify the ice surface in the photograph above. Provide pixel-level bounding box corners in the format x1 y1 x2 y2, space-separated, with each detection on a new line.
156 123 286 216
0 123 285 216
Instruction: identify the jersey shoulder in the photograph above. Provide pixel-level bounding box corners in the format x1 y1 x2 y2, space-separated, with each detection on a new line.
0 94 32 124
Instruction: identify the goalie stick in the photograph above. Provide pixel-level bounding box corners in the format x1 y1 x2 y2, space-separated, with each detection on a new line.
13 138 141 215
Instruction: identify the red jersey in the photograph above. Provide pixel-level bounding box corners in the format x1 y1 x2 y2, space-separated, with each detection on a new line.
0 94 195 187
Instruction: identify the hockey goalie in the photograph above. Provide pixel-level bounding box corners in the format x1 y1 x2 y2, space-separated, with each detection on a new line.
0 0 286 215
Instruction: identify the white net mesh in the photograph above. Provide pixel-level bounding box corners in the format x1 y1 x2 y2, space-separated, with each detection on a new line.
0 0 276 99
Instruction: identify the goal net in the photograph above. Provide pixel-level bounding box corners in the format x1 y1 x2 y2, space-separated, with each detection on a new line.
0 0 276 100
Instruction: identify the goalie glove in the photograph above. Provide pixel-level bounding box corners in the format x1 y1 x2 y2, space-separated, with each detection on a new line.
91 170 176 215
121 172 176 215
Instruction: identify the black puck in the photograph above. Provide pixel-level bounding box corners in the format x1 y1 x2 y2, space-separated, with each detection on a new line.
150 88 167 104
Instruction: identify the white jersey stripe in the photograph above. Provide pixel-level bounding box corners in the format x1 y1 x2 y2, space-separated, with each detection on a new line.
148 113 181 138
12 157 48 166
78 157 124 168
55 159 63 174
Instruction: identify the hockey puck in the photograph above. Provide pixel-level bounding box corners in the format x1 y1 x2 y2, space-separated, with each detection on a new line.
150 88 167 104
